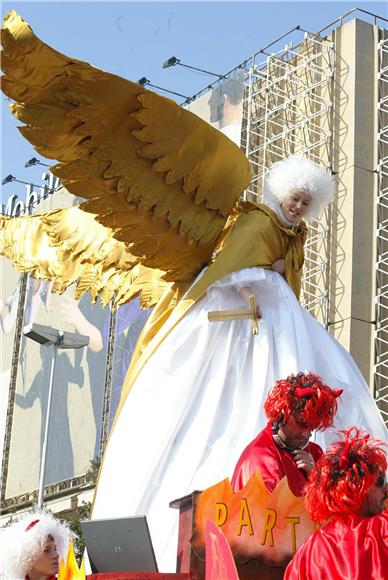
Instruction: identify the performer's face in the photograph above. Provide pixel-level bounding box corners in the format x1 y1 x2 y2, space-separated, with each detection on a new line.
278 415 312 449
27 535 60 578
280 190 311 223
360 472 388 516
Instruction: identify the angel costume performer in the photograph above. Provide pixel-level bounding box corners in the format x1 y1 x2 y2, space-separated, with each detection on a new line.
93 159 387 569
0 12 387 572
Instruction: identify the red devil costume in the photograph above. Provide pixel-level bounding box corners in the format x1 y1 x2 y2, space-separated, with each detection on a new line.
284 428 388 579
231 372 342 496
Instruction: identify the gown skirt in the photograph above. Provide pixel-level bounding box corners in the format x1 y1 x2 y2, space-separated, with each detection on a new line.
92 267 388 571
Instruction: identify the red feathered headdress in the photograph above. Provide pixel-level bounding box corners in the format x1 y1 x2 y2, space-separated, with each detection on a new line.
305 427 387 522
264 372 342 431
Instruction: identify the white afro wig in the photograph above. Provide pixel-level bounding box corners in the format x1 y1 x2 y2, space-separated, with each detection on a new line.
263 156 335 220
0 509 74 579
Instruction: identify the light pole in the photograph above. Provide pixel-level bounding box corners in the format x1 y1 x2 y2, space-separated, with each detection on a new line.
23 322 89 508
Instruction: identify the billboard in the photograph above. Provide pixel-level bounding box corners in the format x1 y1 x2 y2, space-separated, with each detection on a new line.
108 299 151 429
0 259 23 467
5 279 110 497
187 71 245 147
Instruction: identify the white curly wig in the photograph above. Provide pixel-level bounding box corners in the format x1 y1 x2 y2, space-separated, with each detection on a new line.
0 509 74 579
263 156 335 220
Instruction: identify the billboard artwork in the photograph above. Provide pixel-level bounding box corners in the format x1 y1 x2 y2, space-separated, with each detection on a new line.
0 259 23 466
5 279 110 498
187 71 245 147
108 298 151 429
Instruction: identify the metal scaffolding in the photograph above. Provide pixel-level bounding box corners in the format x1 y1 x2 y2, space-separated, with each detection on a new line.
375 30 388 425
241 33 335 324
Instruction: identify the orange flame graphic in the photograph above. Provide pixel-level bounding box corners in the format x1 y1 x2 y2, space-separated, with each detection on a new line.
57 541 86 580
192 472 317 568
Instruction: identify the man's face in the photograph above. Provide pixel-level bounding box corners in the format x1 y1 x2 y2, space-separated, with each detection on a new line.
28 536 59 578
360 473 388 516
278 415 312 449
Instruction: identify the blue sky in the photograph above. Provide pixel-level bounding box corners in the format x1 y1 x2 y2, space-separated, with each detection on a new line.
1 0 387 205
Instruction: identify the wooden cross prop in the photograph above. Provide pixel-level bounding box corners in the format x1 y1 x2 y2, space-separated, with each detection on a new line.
208 294 259 335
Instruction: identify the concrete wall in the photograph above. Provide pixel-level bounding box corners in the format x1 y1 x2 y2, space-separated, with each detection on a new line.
328 18 381 387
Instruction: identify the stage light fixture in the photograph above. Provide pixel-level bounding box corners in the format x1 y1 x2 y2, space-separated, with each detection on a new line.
25 157 50 168
137 76 188 100
2 174 16 185
163 56 180 69
25 157 40 167
162 55 223 79
2 174 44 189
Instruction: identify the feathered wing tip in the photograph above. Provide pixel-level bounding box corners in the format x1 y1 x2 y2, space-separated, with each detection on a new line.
305 427 387 523
263 156 335 220
0 208 171 309
0 508 75 579
1 10 252 286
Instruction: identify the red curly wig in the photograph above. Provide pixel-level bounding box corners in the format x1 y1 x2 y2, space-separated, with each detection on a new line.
264 372 342 430
305 427 387 522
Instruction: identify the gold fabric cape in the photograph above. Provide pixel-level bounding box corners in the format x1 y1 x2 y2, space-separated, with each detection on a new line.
113 202 307 424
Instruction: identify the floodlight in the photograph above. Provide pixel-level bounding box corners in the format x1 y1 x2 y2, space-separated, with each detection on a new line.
24 322 89 349
61 330 90 349
163 56 180 69
25 157 50 168
25 157 40 167
2 174 16 185
137 77 188 100
24 323 61 345
2 175 43 189
162 56 223 78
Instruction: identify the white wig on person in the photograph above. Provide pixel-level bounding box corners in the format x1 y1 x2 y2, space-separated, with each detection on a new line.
0 509 74 579
263 156 335 220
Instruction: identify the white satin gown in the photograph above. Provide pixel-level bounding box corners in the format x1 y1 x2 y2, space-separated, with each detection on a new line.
92 267 388 571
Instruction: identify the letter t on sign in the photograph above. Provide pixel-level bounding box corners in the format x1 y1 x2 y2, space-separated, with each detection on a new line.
285 517 301 553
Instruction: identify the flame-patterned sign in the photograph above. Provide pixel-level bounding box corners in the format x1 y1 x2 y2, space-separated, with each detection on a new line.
192 472 318 568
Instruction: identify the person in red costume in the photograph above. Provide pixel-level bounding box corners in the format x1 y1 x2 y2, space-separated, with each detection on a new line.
0 509 74 580
231 372 342 496
284 427 388 580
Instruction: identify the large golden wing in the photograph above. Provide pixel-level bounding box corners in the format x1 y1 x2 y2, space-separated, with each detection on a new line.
0 207 170 308
1 11 251 283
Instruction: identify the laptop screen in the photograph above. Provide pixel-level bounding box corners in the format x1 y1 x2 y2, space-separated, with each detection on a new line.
81 515 158 573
